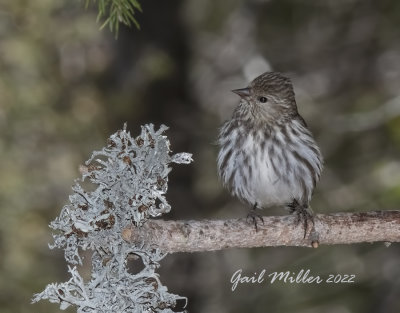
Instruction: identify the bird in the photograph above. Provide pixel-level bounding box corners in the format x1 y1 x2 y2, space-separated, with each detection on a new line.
217 72 323 236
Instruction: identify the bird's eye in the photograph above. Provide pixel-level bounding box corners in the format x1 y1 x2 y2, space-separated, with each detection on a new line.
259 96 268 103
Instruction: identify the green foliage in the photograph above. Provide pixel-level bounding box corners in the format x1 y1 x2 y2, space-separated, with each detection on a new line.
85 0 142 36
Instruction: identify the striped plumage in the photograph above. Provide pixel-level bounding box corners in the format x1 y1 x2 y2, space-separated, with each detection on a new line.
217 72 323 215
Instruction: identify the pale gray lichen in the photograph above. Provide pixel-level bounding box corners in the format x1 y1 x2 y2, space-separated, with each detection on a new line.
32 124 192 312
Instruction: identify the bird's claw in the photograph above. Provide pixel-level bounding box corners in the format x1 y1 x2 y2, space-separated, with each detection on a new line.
247 203 264 232
287 200 314 239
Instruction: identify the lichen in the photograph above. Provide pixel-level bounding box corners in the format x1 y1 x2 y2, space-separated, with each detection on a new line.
33 124 192 312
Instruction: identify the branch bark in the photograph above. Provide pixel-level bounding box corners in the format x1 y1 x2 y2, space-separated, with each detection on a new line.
121 210 400 253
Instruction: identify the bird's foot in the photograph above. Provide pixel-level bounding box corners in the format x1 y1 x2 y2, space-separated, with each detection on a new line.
287 200 314 239
246 203 264 232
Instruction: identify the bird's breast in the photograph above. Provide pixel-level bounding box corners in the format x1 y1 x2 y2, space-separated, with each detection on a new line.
217 122 321 207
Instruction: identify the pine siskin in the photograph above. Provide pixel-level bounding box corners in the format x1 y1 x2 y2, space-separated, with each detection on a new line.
217 72 323 235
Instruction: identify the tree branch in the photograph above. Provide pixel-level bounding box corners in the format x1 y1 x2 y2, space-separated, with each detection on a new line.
122 211 400 253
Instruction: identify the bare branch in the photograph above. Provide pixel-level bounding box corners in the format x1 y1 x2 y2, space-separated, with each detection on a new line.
122 211 400 253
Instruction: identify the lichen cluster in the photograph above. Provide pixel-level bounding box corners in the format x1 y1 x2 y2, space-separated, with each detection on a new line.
33 124 192 312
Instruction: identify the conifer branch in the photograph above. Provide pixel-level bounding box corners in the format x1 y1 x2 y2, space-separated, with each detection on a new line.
85 0 142 36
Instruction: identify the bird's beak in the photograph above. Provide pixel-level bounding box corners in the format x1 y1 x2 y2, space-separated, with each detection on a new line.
232 87 251 98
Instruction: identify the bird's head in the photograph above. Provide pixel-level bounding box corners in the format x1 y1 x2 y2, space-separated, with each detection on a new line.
232 72 299 124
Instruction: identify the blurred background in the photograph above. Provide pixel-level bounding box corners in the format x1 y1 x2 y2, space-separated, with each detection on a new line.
1 0 400 312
